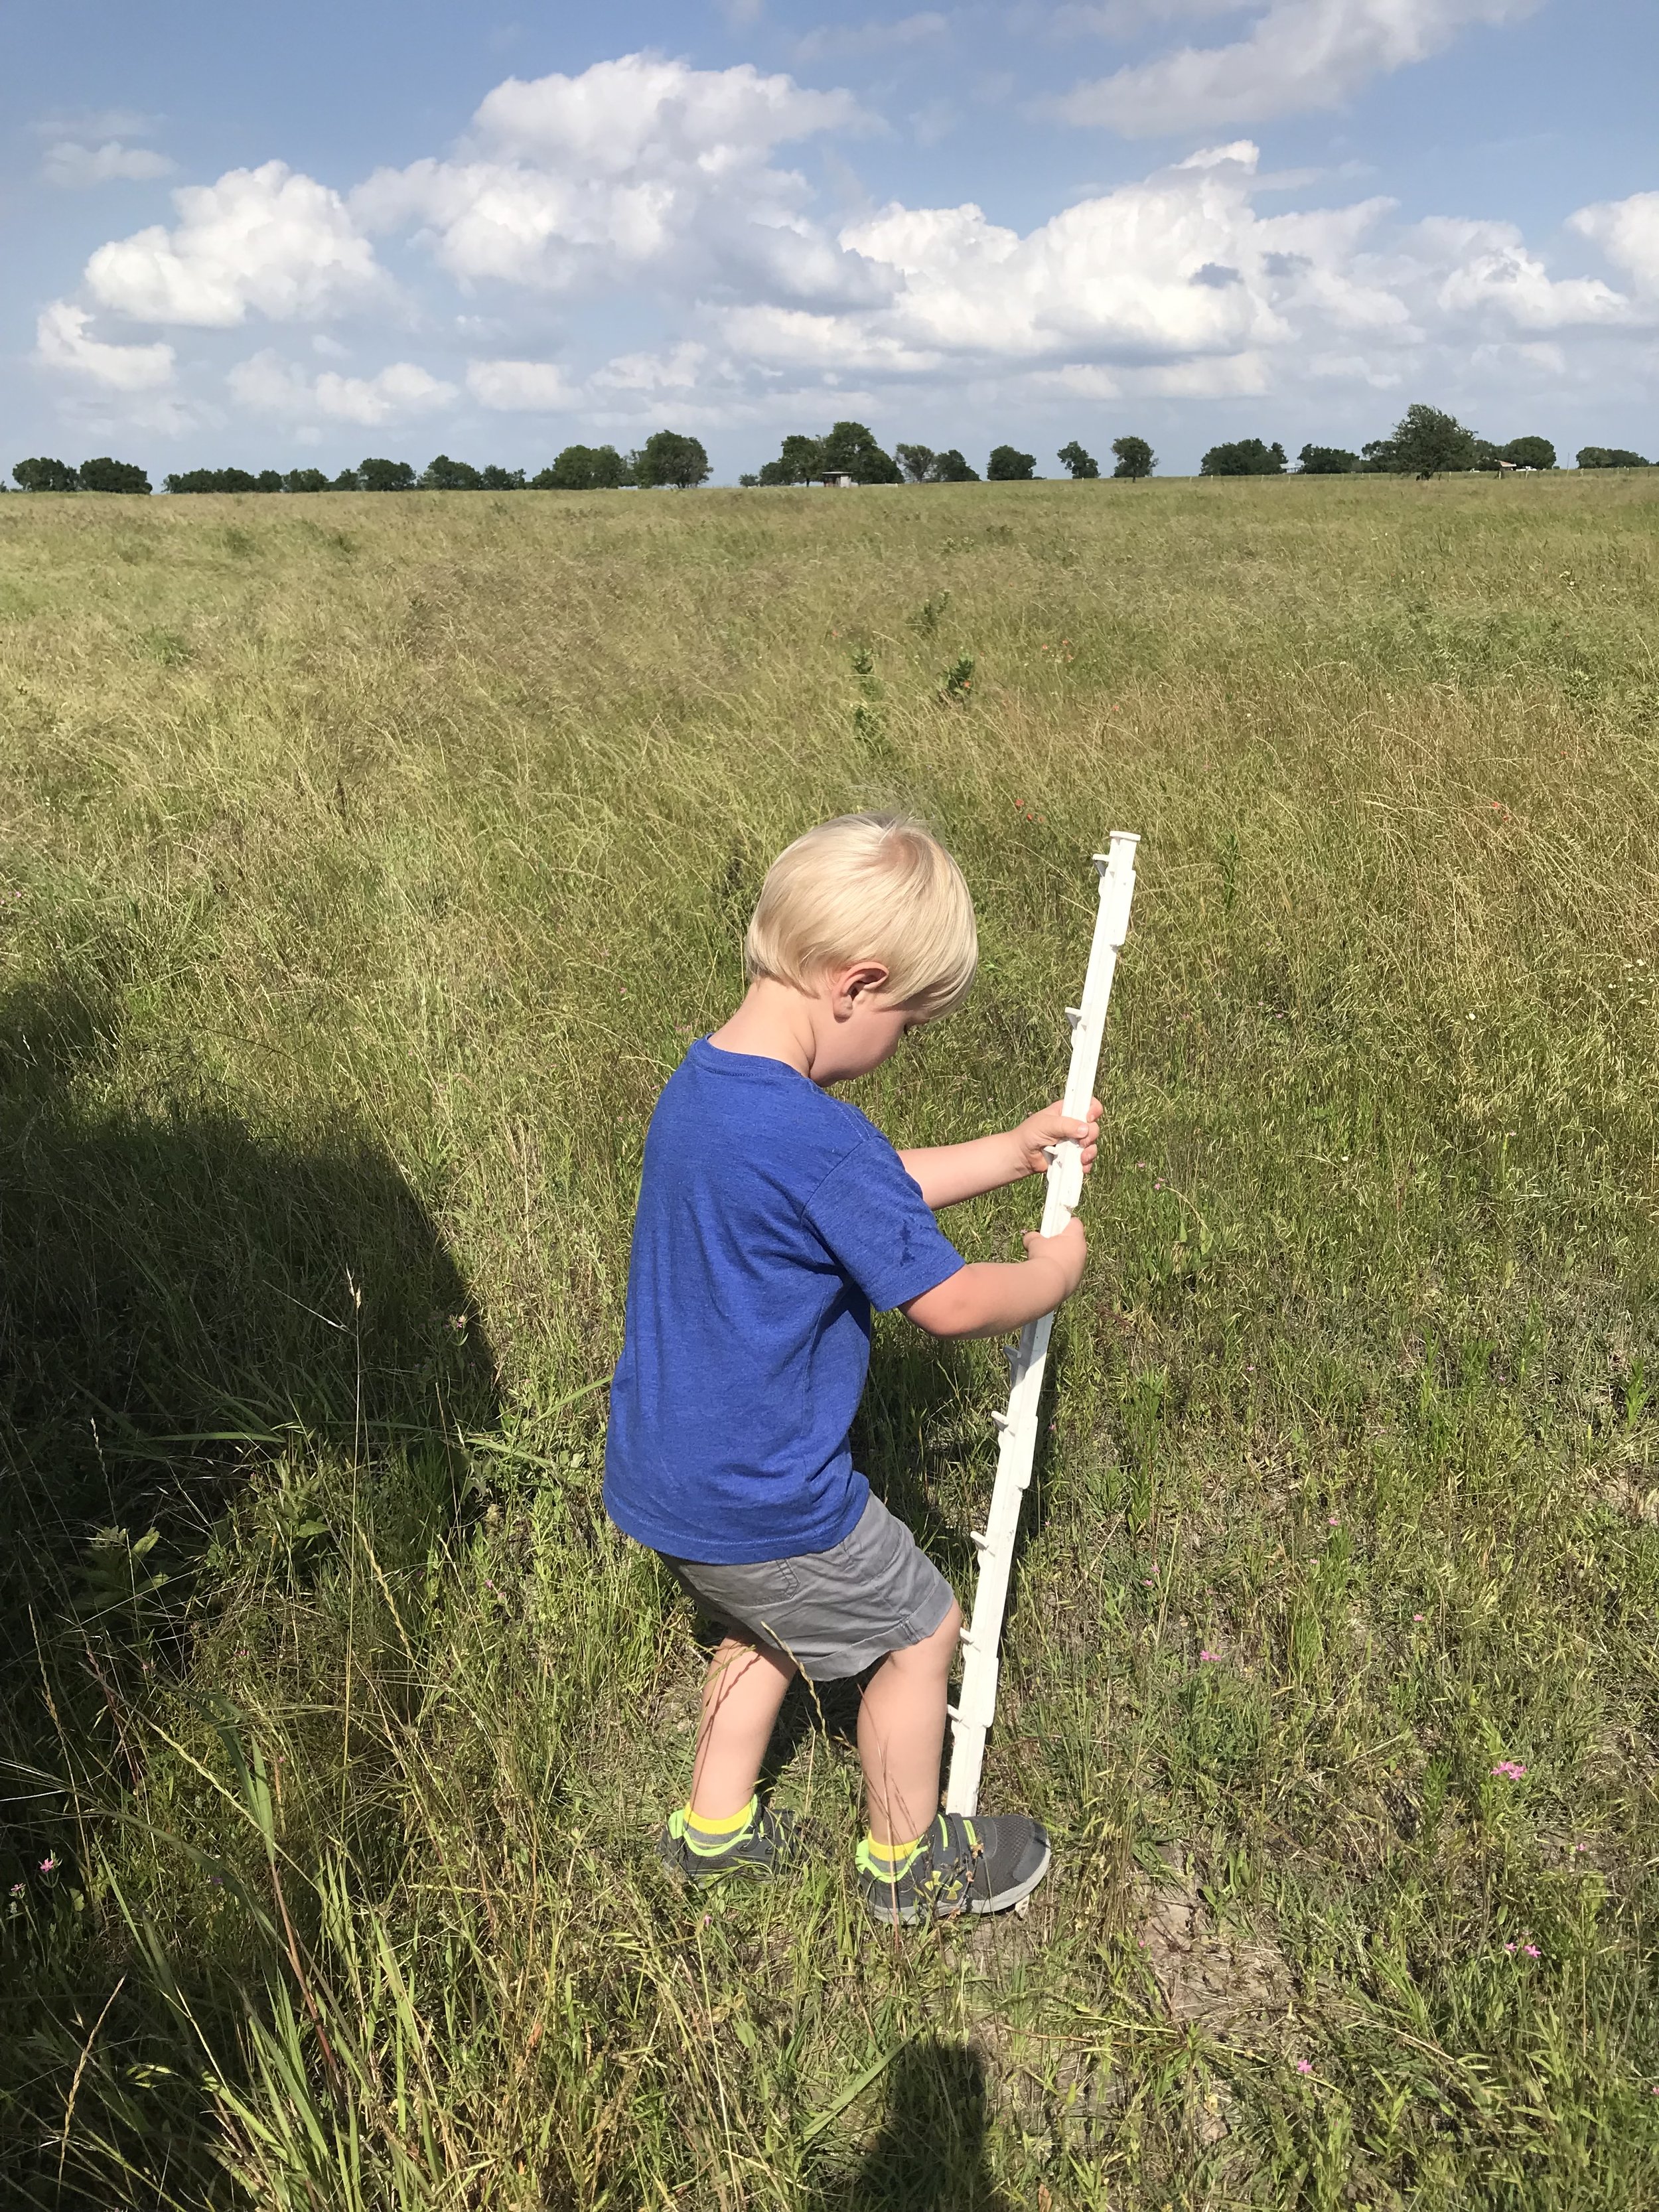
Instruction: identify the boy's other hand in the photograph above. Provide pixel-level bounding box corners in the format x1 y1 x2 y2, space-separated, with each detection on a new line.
1023 1216 1087 1298
1013 1098 1102 1181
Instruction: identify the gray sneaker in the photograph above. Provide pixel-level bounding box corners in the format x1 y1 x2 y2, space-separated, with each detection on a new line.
857 1812 1051 1926
659 1804 801 1885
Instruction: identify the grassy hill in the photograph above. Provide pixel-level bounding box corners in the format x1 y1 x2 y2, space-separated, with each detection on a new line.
1 471 1656 2207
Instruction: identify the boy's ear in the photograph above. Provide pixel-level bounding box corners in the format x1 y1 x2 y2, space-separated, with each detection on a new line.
833 960 892 1011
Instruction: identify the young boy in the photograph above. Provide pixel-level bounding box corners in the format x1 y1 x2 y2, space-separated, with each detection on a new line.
604 814 1097 1925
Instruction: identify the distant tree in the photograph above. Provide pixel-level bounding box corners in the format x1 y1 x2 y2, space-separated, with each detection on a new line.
480 465 526 490
1360 438 1398 473
218 468 260 493
283 467 332 493
1200 437 1286 477
358 457 416 491
636 430 711 489
737 472 760 487
1501 435 1556 471
14 457 78 492
1111 435 1155 480
820 421 901 484
545 446 596 489
421 455 483 490
535 449 618 488
1577 445 1650 469
1056 440 1098 479
1387 404 1478 478
540 443 629 490
165 469 215 493
76 455 152 494
1296 443 1359 474
1471 438 1502 473
987 445 1037 480
930 449 979 482
248 469 281 493
896 443 936 484
756 434 831 484
330 468 361 491
780 434 828 482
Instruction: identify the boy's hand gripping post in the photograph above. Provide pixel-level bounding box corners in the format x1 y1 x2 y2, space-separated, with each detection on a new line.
944 831 1140 1818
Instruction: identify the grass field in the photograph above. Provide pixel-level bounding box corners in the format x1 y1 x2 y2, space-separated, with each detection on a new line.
1 469 1656 2209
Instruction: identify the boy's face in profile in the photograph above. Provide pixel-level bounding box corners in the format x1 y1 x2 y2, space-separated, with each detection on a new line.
804 960 931 1084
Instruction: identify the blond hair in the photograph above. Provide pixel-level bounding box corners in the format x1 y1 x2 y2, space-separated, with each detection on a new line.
743 814 977 1019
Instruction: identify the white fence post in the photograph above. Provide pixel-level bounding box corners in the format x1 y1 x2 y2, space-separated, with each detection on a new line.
944 831 1140 1817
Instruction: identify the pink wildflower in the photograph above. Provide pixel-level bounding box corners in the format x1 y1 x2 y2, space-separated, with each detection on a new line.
1295 2059 1313 2075
1524 1944 1540 1958
39 1854 58 1875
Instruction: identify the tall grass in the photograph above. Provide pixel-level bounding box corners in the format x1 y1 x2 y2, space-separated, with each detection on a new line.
1 471 1656 2207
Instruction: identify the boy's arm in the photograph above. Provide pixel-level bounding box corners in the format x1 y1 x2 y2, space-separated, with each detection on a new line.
901 1218 1087 1341
899 1098 1101 1210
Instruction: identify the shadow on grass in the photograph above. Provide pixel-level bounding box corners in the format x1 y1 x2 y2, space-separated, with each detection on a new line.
857 1319 1064 1583
809 2037 1014 2212
0 972 498 1867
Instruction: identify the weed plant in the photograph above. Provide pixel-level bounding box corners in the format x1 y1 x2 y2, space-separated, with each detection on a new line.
1 473 1656 2207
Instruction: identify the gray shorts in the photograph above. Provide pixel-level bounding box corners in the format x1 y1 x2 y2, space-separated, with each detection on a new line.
660 1491 958 1682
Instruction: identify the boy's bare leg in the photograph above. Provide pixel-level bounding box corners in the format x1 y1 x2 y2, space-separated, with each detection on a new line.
857 1601 962 1846
688 1637 798 1820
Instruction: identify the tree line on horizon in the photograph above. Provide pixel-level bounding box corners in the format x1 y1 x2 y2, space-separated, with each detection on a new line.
7 431 714 498
8 403 1650 498
737 407 1650 487
735 423 1156 484
1199 406 1651 480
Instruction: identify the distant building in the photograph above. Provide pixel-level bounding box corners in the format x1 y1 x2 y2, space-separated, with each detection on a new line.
819 473 857 488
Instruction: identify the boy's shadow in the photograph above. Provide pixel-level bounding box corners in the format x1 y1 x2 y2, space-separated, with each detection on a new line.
0 972 498 1855
808 2037 1015 2211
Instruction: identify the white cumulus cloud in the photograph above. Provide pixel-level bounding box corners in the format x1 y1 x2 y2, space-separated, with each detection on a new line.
1419 218 1628 330
42 139 175 188
1056 0 1541 135
86 161 384 326
1569 192 1659 298
229 350 456 423
353 54 861 299
35 301 176 390
465 358 582 410
772 143 1409 373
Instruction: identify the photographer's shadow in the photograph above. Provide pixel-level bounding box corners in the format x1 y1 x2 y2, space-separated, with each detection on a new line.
0 972 498 1850
808 2036 1015 2212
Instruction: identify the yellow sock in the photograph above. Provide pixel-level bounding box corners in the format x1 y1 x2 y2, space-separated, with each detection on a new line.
863 1830 926 1875
683 1796 757 1854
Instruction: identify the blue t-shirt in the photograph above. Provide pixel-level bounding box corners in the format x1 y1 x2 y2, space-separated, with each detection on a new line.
604 1039 965 1564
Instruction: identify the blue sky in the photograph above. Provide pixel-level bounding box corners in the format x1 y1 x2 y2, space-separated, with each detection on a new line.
6 0 1656 480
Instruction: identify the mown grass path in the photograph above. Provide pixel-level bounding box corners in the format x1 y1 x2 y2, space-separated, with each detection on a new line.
1 474 1656 2207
